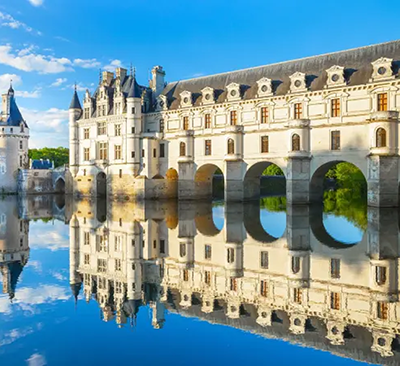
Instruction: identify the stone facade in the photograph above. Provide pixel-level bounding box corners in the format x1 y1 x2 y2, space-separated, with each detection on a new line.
69 199 400 362
70 40 400 206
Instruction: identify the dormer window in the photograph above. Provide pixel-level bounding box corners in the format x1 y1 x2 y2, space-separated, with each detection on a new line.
371 57 394 81
326 65 346 87
226 83 241 101
156 95 168 111
289 72 306 92
201 87 215 105
257 78 273 97
180 91 192 108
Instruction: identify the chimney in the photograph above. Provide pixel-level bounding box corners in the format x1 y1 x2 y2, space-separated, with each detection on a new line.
150 66 166 99
102 71 114 86
116 67 127 81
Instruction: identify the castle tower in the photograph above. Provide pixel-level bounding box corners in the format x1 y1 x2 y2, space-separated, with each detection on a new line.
0 84 30 193
69 88 82 177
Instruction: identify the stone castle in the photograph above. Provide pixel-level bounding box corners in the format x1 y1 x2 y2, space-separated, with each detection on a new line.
69 40 400 207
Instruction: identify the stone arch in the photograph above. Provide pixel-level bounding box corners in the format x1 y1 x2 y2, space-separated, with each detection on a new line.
309 159 367 203
55 177 65 193
194 202 222 236
243 160 286 200
194 163 224 200
165 168 178 198
96 172 107 197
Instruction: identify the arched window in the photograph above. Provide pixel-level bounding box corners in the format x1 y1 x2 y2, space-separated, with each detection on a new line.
291 134 300 151
179 243 186 257
179 142 186 157
291 256 300 274
376 128 387 148
227 139 235 154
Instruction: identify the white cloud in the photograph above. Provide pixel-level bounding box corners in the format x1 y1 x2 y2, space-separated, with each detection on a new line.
0 45 73 74
51 78 67 87
27 353 46 366
0 73 22 90
0 12 41 35
54 36 70 43
0 327 36 347
73 58 101 69
28 0 44 7
104 59 123 72
15 89 41 98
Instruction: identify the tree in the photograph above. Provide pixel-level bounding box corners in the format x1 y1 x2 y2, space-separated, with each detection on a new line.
263 164 284 176
29 147 69 168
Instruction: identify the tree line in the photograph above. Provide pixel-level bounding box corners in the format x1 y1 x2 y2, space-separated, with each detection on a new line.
28 147 69 168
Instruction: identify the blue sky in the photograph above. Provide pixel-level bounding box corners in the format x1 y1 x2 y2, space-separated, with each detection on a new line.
1 0 399 148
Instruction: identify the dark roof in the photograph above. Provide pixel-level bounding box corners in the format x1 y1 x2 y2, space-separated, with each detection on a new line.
31 159 53 170
127 76 142 98
162 40 400 110
0 91 28 127
69 90 82 109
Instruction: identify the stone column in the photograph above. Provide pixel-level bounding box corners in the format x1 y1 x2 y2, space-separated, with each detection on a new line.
286 157 311 205
225 160 245 201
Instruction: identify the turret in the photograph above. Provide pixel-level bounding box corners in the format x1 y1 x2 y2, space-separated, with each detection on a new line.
69 87 82 176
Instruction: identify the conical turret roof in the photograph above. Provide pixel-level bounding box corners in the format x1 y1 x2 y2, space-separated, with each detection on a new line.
69 90 82 109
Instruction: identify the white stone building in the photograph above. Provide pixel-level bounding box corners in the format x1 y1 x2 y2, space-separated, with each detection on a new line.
69 40 400 207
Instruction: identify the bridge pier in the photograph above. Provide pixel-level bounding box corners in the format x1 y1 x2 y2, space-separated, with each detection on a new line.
286 157 311 205
224 160 245 201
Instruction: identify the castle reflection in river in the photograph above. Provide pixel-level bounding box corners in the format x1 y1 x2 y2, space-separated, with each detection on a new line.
68 198 400 364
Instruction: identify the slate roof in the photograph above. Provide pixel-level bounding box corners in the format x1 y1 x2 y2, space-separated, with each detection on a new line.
31 159 53 170
161 39 400 110
69 90 82 109
127 75 142 98
0 87 28 127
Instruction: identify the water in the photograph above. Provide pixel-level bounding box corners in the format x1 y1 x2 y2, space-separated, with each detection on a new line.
0 194 397 366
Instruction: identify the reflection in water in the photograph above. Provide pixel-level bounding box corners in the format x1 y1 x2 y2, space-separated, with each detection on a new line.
1 195 400 365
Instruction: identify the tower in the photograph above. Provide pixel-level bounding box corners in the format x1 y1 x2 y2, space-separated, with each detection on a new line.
0 84 29 193
69 87 82 177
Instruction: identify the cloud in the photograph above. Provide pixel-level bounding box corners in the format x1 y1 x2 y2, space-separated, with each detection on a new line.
15 89 41 98
0 45 73 74
20 107 69 148
54 36 70 43
27 353 46 366
104 59 123 72
28 0 44 7
0 73 41 98
73 58 101 69
51 78 67 87
0 12 41 35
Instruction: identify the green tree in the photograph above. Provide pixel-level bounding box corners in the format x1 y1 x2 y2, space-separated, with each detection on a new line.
29 147 69 168
263 164 284 176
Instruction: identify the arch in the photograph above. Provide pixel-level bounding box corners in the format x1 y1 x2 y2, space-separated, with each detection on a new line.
291 133 300 151
227 138 235 154
195 163 224 200
194 202 222 236
166 168 178 181
376 127 387 147
165 168 178 199
55 177 65 193
96 172 107 197
243 161 286 200
179 142 186 157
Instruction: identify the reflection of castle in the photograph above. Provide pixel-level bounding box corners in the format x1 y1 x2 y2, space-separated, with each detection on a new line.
70 200 400 363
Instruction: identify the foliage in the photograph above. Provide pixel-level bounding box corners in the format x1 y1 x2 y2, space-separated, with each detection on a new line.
29 147 69 168
326 162 366 194
260 196 287 212
262 164 284 176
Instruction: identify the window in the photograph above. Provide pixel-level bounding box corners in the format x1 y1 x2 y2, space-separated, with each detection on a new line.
84 254 90 265
230 278 237 291
205 271 211 285
261 107 269 124
98 142 108 160
160 144 165 158
84 232 90 245
230 110 238 125
330 292 340 310
115 281 122 294
377 302 388 320
331 98 341 117
331 131 340 150
291 256 300 274
261 136 269 153
84 128 90 139
183 116 189 130
19 141 23 150
205 114 211 128
114 236 122 252
98 259 107 273
97 122 106 135
98 277 106 290
153 148 157 158
376 128 387 147
260 280 268 297
377 93 388 111
119 169 122 178
142 149 145 158
84 274 91 286
227 248 235 263
115 259 122 272
19 156 23 168
115 124 121 136
260 251 269 269
294 103 302 119
84 148 90 161
20 124 24 133
153 240 157 249
205 140 212 156
293 288 302 304
179 142 186 157
84 108 90 119
131 127 135 134
291 134 300 151
97 235 108 252
204 245 212 260
183 269 189 281
330 258 340 279
160 119 165 132
160 240 165 254
180 243 186 257
227 138 235 154
375 266 387 286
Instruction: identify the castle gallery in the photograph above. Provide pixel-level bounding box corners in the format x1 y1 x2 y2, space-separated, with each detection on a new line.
68 39 400 207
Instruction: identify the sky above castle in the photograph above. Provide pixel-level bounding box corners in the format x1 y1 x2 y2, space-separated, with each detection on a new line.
0 0 399 148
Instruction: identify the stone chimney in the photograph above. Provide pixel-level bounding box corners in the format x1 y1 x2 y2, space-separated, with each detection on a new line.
150 66 166 99
102 71 114 86
116 67 127 81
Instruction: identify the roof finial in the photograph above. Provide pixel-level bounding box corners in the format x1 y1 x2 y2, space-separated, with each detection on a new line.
99 69 102 84
74 82 77 92
133 67 136 78
130 63 133 76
